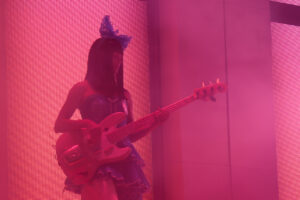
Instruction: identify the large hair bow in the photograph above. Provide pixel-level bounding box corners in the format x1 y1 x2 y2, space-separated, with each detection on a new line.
99 15 132 50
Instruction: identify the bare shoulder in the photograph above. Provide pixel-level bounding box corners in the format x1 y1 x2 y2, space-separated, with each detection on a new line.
69 81 88 98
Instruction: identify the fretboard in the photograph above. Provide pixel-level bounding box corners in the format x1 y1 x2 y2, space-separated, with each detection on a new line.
107 94 197 144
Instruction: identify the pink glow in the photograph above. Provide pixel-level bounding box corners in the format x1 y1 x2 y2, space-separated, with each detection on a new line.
2 1 289 200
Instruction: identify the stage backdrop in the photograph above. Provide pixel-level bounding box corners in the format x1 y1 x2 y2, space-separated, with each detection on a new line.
5 1 152 200
154 0 278 200
271 22 300 200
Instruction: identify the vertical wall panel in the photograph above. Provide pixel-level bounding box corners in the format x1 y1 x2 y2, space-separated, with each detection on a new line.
158 0 230 200
157 0 185 199
271 22 300 200
156 0 278 199
177 1 230 200
225 1 278 200
0 0 8 199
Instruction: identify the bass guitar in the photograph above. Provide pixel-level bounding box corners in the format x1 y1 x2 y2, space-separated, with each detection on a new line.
56 79 226 184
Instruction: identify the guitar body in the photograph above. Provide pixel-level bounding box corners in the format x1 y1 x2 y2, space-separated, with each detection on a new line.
56 112 132 185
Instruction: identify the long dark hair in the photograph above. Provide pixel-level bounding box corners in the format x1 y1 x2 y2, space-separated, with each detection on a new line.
85 38 124 97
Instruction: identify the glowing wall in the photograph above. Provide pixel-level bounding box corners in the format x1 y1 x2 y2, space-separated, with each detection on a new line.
5 1 152 199
271 22 300 200
156 0 278 199
272 0 300 6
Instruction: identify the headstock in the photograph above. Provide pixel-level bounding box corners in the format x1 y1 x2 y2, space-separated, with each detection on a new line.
194 78 226 101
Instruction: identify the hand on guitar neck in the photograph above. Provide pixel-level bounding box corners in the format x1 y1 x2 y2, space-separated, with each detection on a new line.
78 120 102 148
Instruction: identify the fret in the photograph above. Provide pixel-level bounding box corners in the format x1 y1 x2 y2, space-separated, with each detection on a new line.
163 95 196 113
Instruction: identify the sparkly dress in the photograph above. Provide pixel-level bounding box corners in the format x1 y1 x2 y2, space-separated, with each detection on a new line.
64 93 150 200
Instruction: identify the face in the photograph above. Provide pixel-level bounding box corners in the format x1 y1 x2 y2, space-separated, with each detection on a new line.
112 51 123 74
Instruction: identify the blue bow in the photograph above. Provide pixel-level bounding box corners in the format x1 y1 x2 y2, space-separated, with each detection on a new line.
99 15 132 50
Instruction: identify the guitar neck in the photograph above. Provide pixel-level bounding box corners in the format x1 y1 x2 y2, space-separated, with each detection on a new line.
108 94 197 144
162 94 197 113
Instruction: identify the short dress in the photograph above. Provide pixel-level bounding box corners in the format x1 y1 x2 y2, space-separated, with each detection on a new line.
64 93 150 200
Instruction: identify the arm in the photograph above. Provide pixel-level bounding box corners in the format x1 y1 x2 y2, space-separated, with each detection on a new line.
54 82 95 134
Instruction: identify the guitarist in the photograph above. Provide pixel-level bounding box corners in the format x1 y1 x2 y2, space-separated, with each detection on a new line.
54 16 168 200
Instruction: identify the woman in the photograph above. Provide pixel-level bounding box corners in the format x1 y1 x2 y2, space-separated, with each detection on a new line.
54 16 166 200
